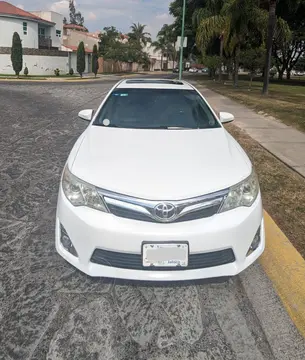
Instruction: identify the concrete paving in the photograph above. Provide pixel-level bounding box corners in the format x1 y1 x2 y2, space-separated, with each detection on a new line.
194 84 305 177
1 80 305 359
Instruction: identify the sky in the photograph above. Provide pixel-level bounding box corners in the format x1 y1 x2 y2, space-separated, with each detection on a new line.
13 0 174 39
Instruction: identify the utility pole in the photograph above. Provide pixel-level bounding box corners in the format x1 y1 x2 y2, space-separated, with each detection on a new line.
179 0 186 80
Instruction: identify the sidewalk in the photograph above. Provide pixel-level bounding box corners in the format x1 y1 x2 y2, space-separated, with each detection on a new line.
196 84 305 178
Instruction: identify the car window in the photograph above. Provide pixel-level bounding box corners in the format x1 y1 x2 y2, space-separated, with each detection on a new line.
93 88 221 129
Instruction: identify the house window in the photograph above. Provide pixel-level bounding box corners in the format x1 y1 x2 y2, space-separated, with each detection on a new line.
23 22 27 35
38 28 45 37
56 30 62 37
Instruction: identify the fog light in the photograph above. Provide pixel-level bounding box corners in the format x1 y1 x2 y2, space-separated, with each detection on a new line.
60 225 78 257
247 227 261 256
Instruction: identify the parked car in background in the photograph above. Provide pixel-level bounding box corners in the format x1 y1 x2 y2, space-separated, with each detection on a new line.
173 67 179 73
189 67 198 73
200 68 209 74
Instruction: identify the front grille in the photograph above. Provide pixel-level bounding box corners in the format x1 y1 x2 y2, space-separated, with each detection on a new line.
90 248 235 271
107 203 221 223
99 188 228 224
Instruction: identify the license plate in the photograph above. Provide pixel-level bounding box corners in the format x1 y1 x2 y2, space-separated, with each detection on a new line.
142 243 188 268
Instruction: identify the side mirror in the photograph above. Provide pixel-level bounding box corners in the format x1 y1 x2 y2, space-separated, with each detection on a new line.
78 109 94 121
219 112 234 124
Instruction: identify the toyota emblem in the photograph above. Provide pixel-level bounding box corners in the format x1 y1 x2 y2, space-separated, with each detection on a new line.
154 203 177 222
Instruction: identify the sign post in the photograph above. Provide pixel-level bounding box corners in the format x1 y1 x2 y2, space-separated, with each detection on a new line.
178 0 187 80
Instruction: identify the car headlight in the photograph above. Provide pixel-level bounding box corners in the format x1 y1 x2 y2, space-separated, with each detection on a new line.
219 169 260 212
62 166 108 212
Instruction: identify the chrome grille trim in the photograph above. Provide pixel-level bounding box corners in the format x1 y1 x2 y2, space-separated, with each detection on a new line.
98 188 229 223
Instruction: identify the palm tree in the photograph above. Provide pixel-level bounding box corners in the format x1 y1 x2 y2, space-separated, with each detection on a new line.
195 0 275 87
128 23 151 46
157 24 177 69
152 37 167 70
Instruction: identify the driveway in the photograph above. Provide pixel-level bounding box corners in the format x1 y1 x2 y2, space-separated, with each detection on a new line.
0 80 304 360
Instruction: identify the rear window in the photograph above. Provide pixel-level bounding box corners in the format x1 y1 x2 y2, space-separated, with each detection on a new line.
93 88 221 130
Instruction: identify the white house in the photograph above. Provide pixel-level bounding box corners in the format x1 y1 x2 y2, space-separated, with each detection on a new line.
0 1 63 49
143 43 176 71
0 1 69 75
61 24 99 73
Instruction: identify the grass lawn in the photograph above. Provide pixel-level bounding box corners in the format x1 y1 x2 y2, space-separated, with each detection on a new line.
226 123 305 258
198 78 305 132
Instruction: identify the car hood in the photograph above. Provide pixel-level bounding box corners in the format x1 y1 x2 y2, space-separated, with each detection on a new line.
70 126 251 200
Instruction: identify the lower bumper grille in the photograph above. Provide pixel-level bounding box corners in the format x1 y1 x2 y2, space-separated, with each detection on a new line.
90 248 235 271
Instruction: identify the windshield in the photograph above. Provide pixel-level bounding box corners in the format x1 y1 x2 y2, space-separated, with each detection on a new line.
93 88 221 129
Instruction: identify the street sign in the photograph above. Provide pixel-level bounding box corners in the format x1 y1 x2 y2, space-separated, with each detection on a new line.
176 36 187 51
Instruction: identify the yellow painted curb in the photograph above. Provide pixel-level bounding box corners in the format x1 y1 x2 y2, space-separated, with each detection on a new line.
261 211 305 337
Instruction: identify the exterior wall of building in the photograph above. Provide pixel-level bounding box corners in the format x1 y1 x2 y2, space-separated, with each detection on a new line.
69 52 92 74
0 48 68 75
63 29 99 51
31 11 63 49
0 16 38 48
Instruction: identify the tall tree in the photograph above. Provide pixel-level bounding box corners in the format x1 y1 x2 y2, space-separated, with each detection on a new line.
262 0 277 95
77 41 86 77
128 23 151 46
69 0 84 26
11 32 22 78
196 0 267 87
272 0 305 79
92 44 99 77
99 26 121 58
152 37 167 70
157 24 177 68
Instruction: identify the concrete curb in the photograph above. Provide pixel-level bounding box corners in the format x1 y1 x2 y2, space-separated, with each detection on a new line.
0 72 171 83
261 211 305 337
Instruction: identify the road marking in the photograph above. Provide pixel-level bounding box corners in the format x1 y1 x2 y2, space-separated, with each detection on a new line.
260 211 305 337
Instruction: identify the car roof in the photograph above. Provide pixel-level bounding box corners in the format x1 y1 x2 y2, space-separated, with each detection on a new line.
115 78 194 90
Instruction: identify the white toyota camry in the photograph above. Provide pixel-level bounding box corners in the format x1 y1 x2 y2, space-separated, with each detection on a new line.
56 78 265 281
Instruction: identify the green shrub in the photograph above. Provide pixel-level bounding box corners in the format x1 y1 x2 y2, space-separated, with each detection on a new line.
24 67 29 76
11 32 23 78
69 68 74 76
77 41 86 77
54 68 60 76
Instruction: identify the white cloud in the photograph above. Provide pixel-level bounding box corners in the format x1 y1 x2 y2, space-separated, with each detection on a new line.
12 0 173 39
155 13 170 21
16 4 24 9
146 13 174 39
87 11 97 20
49 0 69 14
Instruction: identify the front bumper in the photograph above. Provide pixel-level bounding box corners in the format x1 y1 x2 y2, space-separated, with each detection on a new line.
55 187 265 281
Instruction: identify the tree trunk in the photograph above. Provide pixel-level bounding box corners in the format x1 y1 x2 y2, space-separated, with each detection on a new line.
228 60 233 80
249 73 253 90
278 69 284 80
219 34 224 82
286 70 291 80
233 45 240 87
262 0 277 95
161 54 163 70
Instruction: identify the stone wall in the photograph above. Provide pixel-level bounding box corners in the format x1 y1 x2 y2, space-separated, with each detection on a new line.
0 47 68 57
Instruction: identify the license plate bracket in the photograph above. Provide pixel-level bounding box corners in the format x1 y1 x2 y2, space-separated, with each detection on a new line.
142 241 189 268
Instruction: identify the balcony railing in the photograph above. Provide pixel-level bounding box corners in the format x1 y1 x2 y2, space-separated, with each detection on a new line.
38 35 52 49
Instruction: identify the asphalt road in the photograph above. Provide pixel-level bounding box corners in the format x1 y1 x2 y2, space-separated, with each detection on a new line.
0 78 305 360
